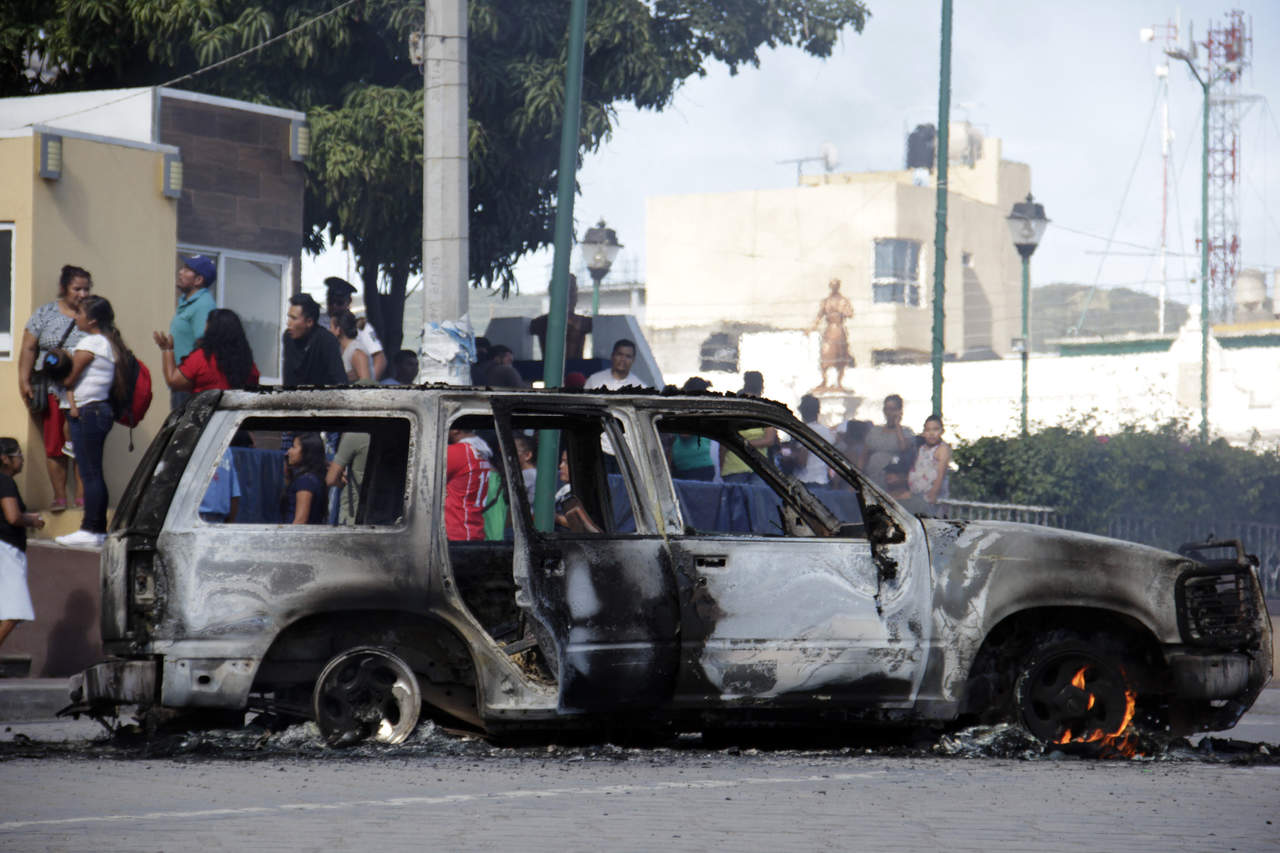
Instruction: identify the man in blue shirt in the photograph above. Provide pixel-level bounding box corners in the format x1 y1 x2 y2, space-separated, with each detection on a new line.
170 254 217 410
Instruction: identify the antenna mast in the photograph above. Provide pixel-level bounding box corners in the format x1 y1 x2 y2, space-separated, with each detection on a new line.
1143 19 1181 333
1202 9 1252 321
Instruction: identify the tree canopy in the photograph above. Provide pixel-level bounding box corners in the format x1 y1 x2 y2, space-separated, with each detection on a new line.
2 0 870 349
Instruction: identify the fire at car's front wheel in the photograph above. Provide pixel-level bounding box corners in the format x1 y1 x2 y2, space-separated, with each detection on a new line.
1015 632 1141 748
312 646 422 746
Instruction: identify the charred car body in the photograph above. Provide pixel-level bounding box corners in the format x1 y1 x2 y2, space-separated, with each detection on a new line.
68 387 1272 745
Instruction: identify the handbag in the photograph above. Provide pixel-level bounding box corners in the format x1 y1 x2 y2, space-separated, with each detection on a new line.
26 318 76 416
26 372 51 416
40 319 77 382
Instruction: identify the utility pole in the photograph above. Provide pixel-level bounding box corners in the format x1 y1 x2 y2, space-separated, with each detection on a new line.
1167 37 1226 443
930 0 952 418
420 0 469 381
532 0 589 532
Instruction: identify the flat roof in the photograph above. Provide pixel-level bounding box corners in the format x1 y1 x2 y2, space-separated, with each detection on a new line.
0 87 304 143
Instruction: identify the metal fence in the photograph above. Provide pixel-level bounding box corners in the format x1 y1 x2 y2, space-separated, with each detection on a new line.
1097 515 1280 599
937 499 1065 528
937 500 1280 598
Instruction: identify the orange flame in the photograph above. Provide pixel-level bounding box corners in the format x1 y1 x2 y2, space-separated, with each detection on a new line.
1055 665 1141 757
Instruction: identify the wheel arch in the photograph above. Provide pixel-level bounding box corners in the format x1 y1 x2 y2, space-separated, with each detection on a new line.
959 605 1170 717
252 608 483 727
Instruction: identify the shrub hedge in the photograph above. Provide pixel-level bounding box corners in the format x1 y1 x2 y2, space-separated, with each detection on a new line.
950 419 1280 534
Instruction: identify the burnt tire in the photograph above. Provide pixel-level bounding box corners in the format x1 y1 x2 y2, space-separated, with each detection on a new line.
312 646 421 747
1015 631 1139 745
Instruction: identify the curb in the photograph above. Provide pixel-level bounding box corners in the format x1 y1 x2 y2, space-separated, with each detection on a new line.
0 679 71 722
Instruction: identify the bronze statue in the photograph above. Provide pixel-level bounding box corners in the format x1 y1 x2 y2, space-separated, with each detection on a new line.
811 277 854 390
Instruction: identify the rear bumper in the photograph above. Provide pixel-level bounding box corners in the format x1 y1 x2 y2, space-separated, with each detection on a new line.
68 659 158 709
68 655 255 711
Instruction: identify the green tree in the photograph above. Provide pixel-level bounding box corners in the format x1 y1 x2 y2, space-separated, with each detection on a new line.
2 0 869 350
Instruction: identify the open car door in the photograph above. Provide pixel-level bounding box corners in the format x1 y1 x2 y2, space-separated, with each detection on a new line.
493 402 680 714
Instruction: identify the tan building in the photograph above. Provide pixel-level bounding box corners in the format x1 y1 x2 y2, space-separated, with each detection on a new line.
0 87 306 514
644 126 1032 374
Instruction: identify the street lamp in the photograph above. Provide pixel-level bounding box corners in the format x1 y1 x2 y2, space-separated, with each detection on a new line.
1166 44 1238 442
580 219 622 320
1007 193 1049 436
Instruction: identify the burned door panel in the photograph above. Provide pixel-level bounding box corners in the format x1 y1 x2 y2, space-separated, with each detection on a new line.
656 414 933 707
669 537 929 704
527 538 680 712
495 405 680 714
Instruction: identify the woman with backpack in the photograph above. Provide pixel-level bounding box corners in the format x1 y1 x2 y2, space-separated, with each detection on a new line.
55 295 130 548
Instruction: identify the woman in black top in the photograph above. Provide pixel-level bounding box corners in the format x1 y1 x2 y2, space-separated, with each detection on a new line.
281 432 329 524
0 438 45 649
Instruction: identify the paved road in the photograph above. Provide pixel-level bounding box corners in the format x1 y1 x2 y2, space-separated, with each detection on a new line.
0 688 1276 852
1 747 1277 852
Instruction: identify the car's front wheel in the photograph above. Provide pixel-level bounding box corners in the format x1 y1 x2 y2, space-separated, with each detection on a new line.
1015 631 1140 747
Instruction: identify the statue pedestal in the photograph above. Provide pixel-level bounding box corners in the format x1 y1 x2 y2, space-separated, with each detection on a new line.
809 388 863 429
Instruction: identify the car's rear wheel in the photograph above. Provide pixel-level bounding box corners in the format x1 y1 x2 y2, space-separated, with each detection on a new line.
312 646 421 746
1015 631 1139 746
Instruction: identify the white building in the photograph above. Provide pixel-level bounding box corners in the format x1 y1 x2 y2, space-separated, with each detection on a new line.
645 123 1030 373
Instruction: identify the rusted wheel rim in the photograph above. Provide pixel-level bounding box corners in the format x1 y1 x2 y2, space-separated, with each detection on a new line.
313 647 421 746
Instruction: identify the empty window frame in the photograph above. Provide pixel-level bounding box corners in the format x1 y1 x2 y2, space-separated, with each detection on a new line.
0 224 13 359
656 416 865 538
197 416 410 526
498 411 643 539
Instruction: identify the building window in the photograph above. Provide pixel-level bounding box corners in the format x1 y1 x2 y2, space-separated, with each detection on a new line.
873 239 921 306
0 225 13 359
177 247 290 382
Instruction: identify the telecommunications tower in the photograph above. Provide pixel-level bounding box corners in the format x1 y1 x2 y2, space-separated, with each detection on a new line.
1202 10 1252 320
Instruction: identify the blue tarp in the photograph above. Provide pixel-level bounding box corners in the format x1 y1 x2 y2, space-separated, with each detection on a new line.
229 446 287 524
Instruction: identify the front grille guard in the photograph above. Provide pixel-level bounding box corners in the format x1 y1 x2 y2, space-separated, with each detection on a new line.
1176 539 1261 647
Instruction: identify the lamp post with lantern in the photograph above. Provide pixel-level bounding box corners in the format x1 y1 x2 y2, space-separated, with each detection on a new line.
581 219 622 320
1007 194 1049 436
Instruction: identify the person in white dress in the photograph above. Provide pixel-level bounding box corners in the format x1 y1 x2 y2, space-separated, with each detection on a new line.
0 438 45 648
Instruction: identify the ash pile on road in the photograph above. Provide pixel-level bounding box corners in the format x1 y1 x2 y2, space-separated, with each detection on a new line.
3 718 1277 765
933 723 1280 764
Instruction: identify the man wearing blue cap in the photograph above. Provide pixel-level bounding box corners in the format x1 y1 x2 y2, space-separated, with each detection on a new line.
170 254 217 409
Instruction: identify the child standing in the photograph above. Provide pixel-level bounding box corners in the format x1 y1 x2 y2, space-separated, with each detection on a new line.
0 438 45 648
905 414 952 515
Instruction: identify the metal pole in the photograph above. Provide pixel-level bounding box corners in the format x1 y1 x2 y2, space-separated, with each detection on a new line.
591 271 601 319
533 0 588 532
931 0 952 417
1199 75 1210 442
1020 254 1030 435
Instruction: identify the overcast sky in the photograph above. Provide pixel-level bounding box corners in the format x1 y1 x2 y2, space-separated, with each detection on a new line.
309 1 1280 322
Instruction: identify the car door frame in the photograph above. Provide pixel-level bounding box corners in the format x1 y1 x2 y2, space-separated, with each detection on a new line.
490 397 682 715
645 406 933 711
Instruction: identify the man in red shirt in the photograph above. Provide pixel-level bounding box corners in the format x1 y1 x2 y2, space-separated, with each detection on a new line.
445 427 492 540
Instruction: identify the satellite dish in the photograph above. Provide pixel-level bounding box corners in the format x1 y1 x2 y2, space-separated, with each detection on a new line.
820 142 839 172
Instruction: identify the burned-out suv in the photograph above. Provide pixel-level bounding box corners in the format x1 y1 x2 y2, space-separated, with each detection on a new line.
68 387 1272 746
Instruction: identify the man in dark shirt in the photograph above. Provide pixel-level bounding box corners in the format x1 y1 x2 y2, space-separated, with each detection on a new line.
529 274 592 360
282 293 346 386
